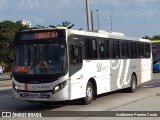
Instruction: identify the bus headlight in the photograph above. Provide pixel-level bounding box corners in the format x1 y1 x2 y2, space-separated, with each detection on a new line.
53 81 66 93
13 82 18 92
54 86 60 92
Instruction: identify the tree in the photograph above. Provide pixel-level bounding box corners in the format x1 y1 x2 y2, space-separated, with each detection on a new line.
0 20 29 71
143 35 160 40
31 24 46 29
152 35 160 40
49 21 74 29
143 35 151 40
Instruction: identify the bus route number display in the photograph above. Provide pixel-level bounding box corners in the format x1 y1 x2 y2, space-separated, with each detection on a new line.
35 31 58 39
15 30 65 41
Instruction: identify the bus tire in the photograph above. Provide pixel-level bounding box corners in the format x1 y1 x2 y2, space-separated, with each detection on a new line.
81 81 94 105
128 74 137 93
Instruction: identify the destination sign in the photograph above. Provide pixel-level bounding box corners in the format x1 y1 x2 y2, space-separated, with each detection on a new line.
35 31 58 39
15 29 65 41
15 66 30 73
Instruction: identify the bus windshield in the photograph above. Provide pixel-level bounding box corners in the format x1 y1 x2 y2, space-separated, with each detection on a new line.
14 43 67 75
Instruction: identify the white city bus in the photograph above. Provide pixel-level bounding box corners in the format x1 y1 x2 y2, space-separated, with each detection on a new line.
11 28 152 104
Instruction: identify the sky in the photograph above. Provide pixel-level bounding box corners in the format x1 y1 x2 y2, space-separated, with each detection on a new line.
0 0 160 38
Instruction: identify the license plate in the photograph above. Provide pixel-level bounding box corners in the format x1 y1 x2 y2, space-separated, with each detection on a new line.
29 94 39 98
22 93 40 98
21 92 50 98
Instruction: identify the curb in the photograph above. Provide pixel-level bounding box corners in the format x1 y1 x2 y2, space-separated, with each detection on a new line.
0 78 11 81
0 86 12 91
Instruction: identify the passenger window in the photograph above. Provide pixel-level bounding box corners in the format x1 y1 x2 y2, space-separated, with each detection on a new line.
130 42 137 58
110 40 120 59
84 39 98 59
99 39 110 59
121 42 129 58
114 41 120 58
70 45 82 64
144 44 151 58
138 43 144 58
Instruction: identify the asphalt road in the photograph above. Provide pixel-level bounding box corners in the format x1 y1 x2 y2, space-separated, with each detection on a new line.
0 73 160 120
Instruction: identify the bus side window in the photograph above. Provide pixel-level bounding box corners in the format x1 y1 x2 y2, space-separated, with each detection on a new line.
99 39 110 59
144 44 151 58
138 43 144 58
130 42 137 58
84 39 98 59
110 40 120 59
70 45 82 64
121 42 129 59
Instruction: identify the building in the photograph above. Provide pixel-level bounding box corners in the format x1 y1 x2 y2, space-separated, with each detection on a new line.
14 20 31 28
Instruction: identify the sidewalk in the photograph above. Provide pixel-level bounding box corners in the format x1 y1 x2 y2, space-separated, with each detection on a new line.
0 72 12 90
0 72 11 81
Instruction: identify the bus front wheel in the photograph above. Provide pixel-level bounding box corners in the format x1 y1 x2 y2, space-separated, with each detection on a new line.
81 81 94 105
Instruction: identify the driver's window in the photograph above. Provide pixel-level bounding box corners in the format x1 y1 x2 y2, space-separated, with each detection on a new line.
70 45 82 64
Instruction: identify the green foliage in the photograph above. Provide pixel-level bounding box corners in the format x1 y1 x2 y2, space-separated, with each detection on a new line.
49 21 74 29
143 35 151 40
0 21 28 41
143 35 160 40
32 24 46 29
32 21 75 29
0 20 29 71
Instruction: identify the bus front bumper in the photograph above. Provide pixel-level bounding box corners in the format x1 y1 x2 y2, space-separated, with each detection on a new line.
12 85 69 102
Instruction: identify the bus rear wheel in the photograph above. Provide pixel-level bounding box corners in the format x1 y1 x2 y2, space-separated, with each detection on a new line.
128 74 137 93
81 81 94 105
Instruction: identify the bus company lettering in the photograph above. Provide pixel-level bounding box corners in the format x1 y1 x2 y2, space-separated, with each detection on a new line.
111 60 130 89
131 65 136 69
35 32 58 39
15 66 30 73
96 63 108 72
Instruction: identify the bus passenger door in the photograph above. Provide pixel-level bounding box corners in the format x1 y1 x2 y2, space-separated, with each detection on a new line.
69 45 83 77
69 44 84 99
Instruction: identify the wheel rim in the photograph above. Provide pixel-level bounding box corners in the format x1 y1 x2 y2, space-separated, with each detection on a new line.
132 76 136 90
86 86 93 100
132 80 136 90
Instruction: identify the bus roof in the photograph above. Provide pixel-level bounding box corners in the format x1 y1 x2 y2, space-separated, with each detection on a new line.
19 27 150 42
67 29 150 42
